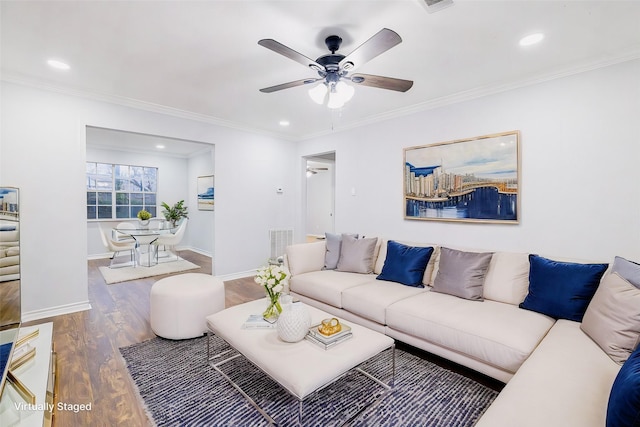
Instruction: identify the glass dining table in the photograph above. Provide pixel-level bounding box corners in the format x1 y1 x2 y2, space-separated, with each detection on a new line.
112 227 176 267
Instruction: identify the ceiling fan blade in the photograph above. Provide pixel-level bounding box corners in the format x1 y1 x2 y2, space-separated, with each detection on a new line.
349 73 414 92
339 28 402 72
259 78 321 93
258 39 324 71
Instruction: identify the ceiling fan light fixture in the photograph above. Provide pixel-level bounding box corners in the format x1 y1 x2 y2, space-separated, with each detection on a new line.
308 83 328 104
327 90 345 109
336 81 354 103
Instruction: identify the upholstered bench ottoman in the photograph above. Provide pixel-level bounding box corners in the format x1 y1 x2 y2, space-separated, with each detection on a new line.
150 273 225 339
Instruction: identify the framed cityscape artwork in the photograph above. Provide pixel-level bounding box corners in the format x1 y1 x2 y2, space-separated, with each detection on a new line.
197 175 214 211
404 131 520 224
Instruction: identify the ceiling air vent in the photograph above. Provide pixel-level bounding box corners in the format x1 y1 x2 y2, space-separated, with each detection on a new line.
421 0 454 13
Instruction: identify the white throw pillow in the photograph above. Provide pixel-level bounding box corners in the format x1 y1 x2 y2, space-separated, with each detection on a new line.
285 241 326 276
483 252 531 305
581 272 640 365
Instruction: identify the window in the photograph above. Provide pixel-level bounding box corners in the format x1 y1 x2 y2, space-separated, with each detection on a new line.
86 162 157 219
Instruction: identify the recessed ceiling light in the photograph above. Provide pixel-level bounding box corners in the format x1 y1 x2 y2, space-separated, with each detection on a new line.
47 59 70 70
279 120 290 127
156 144 165 149
519 33 544 47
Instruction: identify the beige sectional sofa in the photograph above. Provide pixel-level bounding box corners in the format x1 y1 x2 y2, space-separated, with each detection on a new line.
284 238 629 427
0 222 20 282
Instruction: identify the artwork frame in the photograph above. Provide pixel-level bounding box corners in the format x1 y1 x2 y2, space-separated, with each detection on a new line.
197 175 214 211
404 130 520 224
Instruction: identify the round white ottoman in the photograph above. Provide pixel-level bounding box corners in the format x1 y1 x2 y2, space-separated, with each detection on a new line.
150 273 225 340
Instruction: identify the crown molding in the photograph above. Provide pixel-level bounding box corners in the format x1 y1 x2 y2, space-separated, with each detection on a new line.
298 50 640 141
3 49 639 143
0 73 298 142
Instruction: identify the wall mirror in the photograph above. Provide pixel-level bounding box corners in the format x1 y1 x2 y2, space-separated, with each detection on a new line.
0 187 20 394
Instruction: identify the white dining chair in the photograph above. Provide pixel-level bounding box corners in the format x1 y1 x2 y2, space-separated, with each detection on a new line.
154 219 188 262
98 222 136 268
114 222 137 243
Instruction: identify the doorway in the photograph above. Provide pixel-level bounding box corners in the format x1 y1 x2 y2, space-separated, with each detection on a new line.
304 152 335 242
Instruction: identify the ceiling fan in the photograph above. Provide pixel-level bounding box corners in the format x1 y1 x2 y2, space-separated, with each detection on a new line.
258 28 413 108
306 166 329 175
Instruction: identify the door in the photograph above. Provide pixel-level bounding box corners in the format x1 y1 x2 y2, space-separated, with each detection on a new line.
305 153 335 242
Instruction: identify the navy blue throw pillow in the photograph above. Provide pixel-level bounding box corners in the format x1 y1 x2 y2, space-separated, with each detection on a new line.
376 241 434 287
519 254 608 321
607 345 640 427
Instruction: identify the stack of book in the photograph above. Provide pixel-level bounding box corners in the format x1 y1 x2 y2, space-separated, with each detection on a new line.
241 314 277 329
305 323 352 349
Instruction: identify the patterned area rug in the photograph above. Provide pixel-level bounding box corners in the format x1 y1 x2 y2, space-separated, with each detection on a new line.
120 335 498 426
99 257 199 284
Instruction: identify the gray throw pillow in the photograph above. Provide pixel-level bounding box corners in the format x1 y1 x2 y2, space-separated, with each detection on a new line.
581 272 640 364
612 256 640 288
432 247 493 300
324 232 357 270
336 235 377 274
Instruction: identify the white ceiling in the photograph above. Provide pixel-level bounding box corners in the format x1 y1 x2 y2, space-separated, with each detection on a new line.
2 0 640 145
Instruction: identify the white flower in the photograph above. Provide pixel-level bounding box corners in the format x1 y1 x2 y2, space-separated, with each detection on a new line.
255 263 289 297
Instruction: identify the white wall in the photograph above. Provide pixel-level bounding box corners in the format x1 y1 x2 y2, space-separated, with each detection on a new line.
187 149 215 257
297 59 640 263
0 81 297 321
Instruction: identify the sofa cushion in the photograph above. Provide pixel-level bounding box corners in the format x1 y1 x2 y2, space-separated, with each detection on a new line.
607 346 640 427
324 232 357 270
376 240 433 287
520 254 609 322
6 247 19 257
581 273 640 364
285 241 326 276
342 280 426 324
336 235 378 274
289 270 375 308
474 320 620 427
432 247 493 301
612 256 640 288
0 256 19 268
386 291 555 373
483 252 530 305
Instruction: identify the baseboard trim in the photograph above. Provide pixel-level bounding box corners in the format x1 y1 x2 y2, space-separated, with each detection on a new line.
181 246 212 257
22 301 92 323
217 270 256 281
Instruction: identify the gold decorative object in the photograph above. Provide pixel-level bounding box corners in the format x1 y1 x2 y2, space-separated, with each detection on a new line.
9 346 36 371
15 329 39 348
7 370 35 404
318 318 342 336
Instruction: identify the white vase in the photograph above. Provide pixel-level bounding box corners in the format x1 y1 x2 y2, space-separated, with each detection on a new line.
277 295 311 343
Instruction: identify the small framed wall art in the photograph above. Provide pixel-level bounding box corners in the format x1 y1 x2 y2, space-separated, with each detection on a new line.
404 131 520 224
197 175 214 211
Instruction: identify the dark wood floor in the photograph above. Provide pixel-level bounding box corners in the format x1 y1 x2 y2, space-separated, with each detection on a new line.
23 250 264 427
22 250 502 426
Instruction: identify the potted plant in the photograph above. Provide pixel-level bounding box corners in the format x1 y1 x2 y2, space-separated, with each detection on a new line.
137 209 152 228
161 200 189 228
